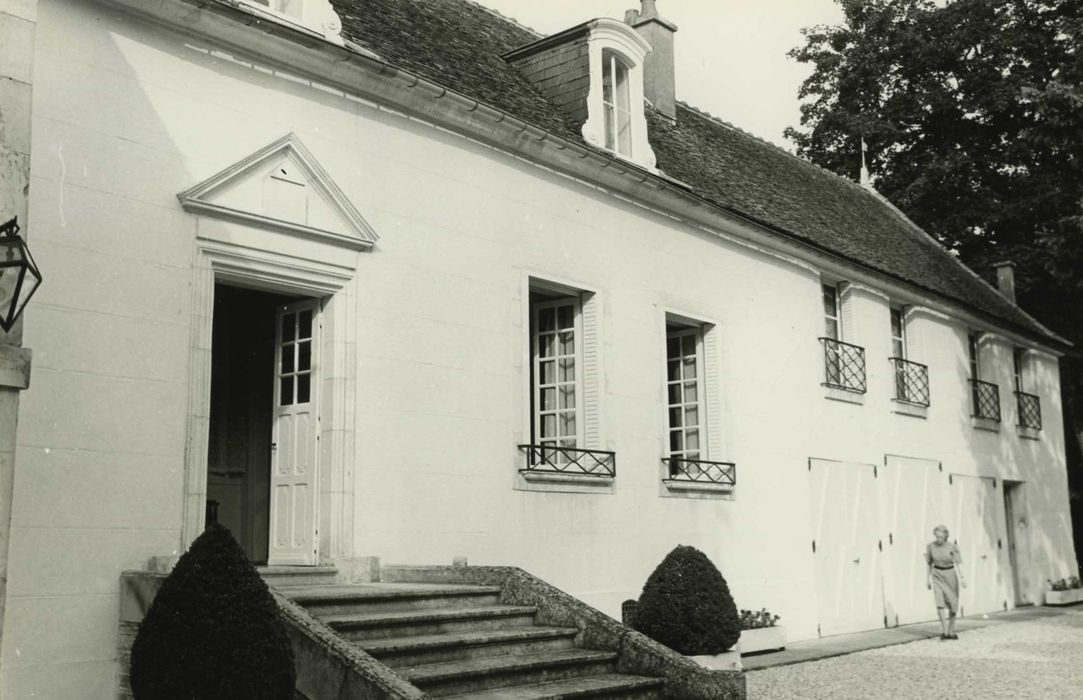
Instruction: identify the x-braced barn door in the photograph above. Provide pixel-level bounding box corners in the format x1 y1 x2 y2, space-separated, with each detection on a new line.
268 299 320 566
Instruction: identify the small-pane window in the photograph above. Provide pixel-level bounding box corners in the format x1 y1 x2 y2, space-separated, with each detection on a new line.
822 284 840 340
1013 348 1026 392
666 326 704 462
532 296 581 460
968 332 981 380
890 306 905 358
278 306 316 407
602 51 632 156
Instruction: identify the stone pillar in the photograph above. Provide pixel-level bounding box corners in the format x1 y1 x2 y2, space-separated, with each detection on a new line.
0 0 38 674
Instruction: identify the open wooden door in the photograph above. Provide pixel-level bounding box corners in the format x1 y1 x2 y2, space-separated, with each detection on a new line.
268 299 320 566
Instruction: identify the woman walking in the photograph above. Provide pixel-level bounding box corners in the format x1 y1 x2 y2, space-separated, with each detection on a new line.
926 525 966 639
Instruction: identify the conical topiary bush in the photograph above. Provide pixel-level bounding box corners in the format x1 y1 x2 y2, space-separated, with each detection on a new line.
632 545 741 655
129 523 296 699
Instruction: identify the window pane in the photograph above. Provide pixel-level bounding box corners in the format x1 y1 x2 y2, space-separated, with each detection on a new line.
560 411 576 437
617 109 632 154
538 307 555 332
667 337 680 358
670 431 683 452
683 381 697 403
604 104 615 150
669 407 682 428
557 304 574 330
558 358 575 382
282 313 296 342
684 405 698 427
682 334 695 356
539 360 555 384
299 309 313 339
559 385 576 409
281 345 295 374
892 339 904 358
602 56 614 104
824 319 839 340
280 377 293 406
686 428 700 451
822 285 837 317
668 384 681 405
542 414 556 438
541 387 556 411
890 308 902 338
538 333 555 359
683 357 697 379
298 341 311 371
558 330 575 356
297 373 311 403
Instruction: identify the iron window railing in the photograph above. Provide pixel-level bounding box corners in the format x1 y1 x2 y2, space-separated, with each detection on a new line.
819 337 866 393
518 444 615 478
970 379 1001 421
1015 391 1041 430
889 357 930 406
664 457 736 486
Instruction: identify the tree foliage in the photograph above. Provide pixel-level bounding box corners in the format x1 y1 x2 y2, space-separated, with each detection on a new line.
129 524 296 700
788 0 1082 338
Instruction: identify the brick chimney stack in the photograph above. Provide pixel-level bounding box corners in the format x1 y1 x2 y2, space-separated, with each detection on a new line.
629 0 678 120
994 261 1016 304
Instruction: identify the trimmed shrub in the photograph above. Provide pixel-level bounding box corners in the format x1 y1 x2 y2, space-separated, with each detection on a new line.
129 523 295 699
632 545 740 655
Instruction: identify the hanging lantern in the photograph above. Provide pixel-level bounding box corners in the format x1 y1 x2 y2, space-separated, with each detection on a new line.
0 217 43 333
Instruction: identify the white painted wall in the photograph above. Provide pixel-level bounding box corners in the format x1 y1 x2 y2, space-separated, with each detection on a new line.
2 0 1077 697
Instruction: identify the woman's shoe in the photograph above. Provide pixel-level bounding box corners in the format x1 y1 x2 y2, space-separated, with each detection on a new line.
948 634 959 640
940 633 948 640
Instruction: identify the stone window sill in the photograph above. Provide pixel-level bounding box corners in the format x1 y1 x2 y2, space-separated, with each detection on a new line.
1016 425 1041 441
516 470 615 494
971 416 1001 433
892 400 928 419
662 479 735 500
823 385 865 405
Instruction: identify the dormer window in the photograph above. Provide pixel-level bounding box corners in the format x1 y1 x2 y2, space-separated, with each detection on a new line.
238 0 344 44
602 51 633 156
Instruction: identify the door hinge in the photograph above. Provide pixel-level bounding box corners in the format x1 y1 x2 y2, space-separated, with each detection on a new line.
949 474 953 485
939 462 943 472
1003 600 1008 611
812 540 817 553
874 466 878 478
998 538 1002 549
889 532 894 545
993 478 998 488
878 540 883 552
817 623 822 638
883 614 889 628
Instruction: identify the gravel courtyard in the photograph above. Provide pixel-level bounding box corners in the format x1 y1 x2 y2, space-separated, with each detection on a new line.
746 609 1083 699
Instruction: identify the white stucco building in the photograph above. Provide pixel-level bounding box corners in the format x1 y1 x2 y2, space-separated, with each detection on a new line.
0 0 1077 697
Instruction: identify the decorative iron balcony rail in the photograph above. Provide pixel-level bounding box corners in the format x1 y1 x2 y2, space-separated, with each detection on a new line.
518 444 616 478
970 379 1001 421
819 338 866 393
889 357 930 407
663 457 736 486
1015 391 1041 430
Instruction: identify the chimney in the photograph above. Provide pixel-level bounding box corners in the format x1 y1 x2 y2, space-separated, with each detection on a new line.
629 0 678 120
993 261 1016 304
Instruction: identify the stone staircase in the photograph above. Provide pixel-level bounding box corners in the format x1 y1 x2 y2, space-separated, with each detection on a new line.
268 570 665 699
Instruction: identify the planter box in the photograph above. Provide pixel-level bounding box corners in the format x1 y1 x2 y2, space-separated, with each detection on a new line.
1044 588 1083 606
689 649 742 671
738 626 787 654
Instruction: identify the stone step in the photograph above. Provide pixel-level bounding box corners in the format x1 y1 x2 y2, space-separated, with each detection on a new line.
322 605 538 640
258 565 339 588
442 673 667 700
399 648 618 697
359 626 579 667
283 583 502 616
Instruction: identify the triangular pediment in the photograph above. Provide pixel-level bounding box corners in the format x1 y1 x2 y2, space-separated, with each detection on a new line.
178 133 377 250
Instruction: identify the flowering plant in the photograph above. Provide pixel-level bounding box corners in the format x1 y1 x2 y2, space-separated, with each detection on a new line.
1047 576 1082 591
739 608 781 629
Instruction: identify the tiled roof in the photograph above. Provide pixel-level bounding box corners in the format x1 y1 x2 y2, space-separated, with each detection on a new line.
331 0 1063 346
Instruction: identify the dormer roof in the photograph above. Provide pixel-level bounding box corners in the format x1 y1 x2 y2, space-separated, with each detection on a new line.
326 0 1065 348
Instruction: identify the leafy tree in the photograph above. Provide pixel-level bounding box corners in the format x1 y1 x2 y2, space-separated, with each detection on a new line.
129 523 296 700
788 0 1083 560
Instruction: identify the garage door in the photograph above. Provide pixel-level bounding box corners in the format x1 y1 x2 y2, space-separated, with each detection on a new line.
879 456 949 627
808 459 884 636
949 474 1005 616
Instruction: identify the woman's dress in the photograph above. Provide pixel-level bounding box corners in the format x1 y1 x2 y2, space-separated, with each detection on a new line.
926 540 961 612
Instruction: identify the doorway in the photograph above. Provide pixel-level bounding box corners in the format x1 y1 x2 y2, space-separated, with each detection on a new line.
206 284 320 565
1003 480 1029 604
